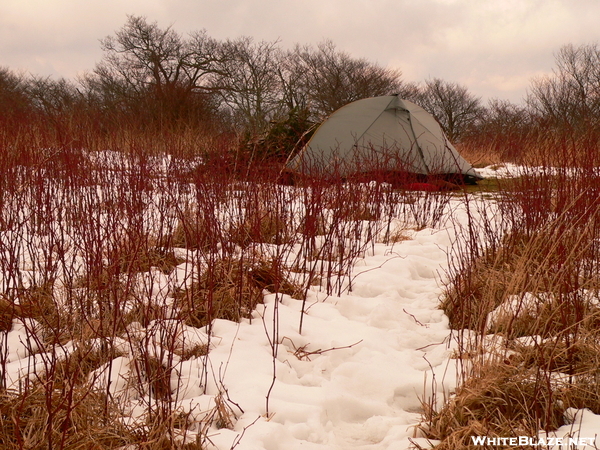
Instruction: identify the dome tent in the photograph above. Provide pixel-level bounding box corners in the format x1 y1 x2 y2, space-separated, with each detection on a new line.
286 95 482 184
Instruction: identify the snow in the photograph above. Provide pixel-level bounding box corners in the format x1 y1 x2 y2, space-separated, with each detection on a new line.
2 156 600 448
188 228 459 449
540 409 600 449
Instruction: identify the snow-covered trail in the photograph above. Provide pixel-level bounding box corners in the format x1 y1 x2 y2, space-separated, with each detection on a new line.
7 156 600 448
196 226 459 450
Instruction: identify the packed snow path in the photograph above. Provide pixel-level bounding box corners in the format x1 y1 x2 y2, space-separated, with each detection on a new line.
198 228 457 449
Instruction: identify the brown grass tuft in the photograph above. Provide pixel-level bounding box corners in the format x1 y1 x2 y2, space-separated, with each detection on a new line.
229 208 294 247
0 385 131 449
174 257 302 328
421 361 563 449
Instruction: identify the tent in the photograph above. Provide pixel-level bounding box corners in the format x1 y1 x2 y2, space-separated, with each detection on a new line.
286 95 482 184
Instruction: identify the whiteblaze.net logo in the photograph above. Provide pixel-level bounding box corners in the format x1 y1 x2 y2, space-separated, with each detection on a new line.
471 436 597 447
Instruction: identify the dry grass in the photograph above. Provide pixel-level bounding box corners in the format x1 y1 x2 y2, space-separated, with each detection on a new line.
442 211 600 334
421 336 600 449
420 361 562 449
429 160 600 448
169 207 221 252
1 282 57 324
118 247 184 275
174 256 302 328
441 231 535 333
455 142 505 169
0 384 132 449
229 207 295 247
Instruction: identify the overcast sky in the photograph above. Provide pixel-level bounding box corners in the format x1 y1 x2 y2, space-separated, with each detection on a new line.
2 0 600 105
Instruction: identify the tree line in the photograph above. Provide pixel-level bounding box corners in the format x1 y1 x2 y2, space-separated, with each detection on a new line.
2 15 600 162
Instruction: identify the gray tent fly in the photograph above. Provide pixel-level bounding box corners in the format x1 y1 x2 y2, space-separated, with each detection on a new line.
285 95 482 186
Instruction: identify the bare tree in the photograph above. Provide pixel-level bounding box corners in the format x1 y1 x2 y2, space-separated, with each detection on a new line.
527 43 600 129
484 99 531 131
464 98 534 160
0 67 32 120
86 15 225 123
416 78 483 142
28 76 82 117
212 37 284 134
289 41 405 119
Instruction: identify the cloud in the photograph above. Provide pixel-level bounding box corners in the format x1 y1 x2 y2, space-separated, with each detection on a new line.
1 0 599 103
0 0 164 77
